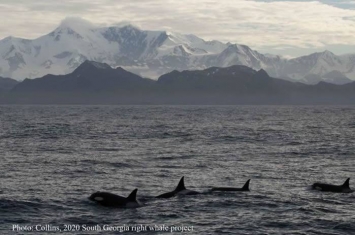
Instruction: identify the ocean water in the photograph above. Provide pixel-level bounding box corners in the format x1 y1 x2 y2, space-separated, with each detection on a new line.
0 105 354 235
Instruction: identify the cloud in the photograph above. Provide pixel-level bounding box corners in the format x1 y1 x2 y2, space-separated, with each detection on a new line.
253 0 355 9
59 17 95 30
1 0 355 56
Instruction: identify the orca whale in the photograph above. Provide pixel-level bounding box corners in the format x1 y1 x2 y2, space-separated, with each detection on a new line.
312 178 353 193
89 189 141 207
156 176 199 198
211 179 250 192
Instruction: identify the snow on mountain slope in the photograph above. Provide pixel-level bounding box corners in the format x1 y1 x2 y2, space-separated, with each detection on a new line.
0 19 119 79
0 18 231 80
0 18 355 85
280 51 355 83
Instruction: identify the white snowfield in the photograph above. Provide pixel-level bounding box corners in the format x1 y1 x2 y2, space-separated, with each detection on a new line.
1 18 354 85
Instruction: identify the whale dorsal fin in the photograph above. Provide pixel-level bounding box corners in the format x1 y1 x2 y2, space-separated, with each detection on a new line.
342 178 350 188
175 177 186 192
127 189 138 201
242 179 251 191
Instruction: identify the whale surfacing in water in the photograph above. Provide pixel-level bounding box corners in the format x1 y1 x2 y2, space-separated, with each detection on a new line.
156 176 199 198
211 179 250 192
89 189 141 208
312 178 353 193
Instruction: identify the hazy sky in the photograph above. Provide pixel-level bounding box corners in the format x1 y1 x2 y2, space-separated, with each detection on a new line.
1 0 355 57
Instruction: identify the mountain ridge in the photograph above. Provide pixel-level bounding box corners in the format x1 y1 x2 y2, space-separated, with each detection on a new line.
5 60 355 105
0 76 18 91
12 60 154 93
1 18 355 85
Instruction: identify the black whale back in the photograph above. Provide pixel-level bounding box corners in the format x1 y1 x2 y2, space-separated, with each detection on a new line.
343 178 350 188
127 189 138 201
175 177 186 192
242 179 250 191
312 178 351 193
156 176 188 198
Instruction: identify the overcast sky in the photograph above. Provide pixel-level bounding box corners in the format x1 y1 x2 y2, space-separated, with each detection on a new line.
1 0 355 57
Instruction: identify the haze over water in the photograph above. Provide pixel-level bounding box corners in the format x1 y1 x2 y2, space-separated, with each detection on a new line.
0 105 354 234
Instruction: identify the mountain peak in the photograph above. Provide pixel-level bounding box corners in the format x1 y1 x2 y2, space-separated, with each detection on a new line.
49 17 95 39
111 21 140 30
119 24 141 31
319 50 336 57
302 50 337 60
58 17 95 31
225 44 251 53
323 50 333 54
82 60 111 69
115 24 143 36
254 69 270 79
73 60 112 74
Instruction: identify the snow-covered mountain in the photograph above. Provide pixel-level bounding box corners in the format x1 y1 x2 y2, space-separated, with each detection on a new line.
277 51 355 85
1 18 355 85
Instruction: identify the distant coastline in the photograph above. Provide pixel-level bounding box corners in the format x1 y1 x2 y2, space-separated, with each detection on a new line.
1 61 355 105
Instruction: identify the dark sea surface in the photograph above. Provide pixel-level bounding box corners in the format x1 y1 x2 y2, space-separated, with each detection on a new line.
0 105 354 235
